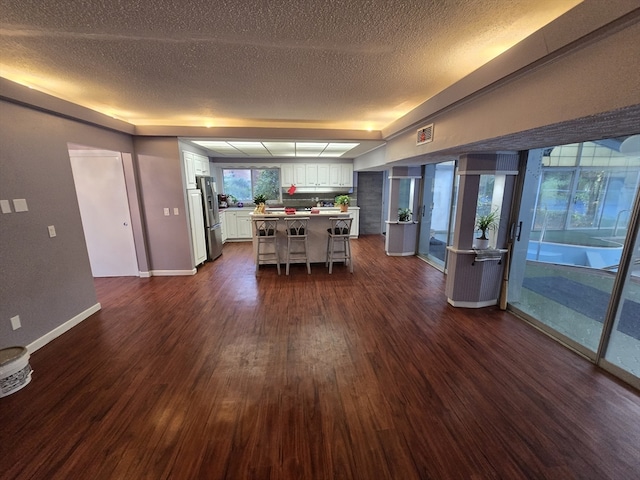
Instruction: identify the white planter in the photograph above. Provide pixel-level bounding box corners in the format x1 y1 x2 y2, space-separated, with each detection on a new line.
475 238 490 249
0 347 32 397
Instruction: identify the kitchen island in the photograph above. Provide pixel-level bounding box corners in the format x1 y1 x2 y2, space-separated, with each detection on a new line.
251 210 351 265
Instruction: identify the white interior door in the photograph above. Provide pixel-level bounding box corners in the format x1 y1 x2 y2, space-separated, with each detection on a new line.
70 151 139 277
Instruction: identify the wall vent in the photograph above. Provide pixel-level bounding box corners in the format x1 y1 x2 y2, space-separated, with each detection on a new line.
416 123 434 145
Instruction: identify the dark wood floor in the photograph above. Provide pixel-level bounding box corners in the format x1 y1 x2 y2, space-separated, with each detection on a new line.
1 235 639 479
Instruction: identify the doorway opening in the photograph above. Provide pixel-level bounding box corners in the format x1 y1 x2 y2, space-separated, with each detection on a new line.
417 161 457 272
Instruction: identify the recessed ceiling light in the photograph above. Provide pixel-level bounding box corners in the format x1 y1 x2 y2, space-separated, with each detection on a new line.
318 143 360 157
263 142 296 156
193 140 360 157
228 141 270 156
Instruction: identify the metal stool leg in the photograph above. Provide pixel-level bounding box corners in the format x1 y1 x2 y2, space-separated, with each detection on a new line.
286 236 291 275
305 236 311 274
275 237 281 276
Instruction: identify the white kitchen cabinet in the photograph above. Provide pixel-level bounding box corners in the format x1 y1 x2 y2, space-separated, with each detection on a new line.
280 164 295 187
223 211 238 239
330 164 353 187
280 164 307 187
194 154 210 176
305 164 318 186
293 164 307 186
317 164 331 186
183 151 197 189
304 164 331 186
221 209 252 240
348 207 360 238
187 189 207 266
236 211 253 238
281 163 353 189
183 151 210 189
220 211 227 243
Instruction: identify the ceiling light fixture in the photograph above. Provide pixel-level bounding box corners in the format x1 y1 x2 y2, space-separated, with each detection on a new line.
192 141 360 158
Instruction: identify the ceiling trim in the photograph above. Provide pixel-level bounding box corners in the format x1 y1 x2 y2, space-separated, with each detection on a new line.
135 124 383 140
0 77 135 135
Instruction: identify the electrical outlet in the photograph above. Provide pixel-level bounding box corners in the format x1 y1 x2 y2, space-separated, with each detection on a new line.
48 225 57 237
10 315 21 330
173 207 179 215
164 208 170 216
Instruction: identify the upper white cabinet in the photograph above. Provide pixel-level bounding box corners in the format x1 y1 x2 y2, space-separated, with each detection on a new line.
280 163 352 188
194 154 210 176
280 164 295 187
311 164 331 186
293 164 307 186
330 164 353 187
183 151 210 189
183 152 197 189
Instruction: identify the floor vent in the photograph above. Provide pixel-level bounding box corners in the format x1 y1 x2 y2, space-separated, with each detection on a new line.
416 123 434 145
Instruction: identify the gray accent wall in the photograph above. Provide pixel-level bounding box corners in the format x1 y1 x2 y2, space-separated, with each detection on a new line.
357 172 384 235
0 100 134 349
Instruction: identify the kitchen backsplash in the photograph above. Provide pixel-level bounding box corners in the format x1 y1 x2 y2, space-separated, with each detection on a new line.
278 189 357 208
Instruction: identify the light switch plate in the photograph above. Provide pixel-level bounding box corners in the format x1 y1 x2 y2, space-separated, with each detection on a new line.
10 315 21 330
0 199 11 214
48 225 56 237
13 198 28 212
164 208 170 216
173 207 179 215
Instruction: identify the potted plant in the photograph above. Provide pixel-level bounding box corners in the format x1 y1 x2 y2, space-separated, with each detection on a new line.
475 209 499 249
335 195 350 212
253 194 267 213
398 208 412 222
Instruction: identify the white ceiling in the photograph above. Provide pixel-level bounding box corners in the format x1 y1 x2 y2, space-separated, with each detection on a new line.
1 0 583 150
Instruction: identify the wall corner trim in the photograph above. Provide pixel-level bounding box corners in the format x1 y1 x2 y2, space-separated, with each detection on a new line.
27 303 102 353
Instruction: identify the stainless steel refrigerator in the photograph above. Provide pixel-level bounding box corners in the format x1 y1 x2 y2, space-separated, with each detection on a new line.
196 176 223 261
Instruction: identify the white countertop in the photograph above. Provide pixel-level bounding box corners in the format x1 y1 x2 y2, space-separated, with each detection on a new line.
251 211 350 217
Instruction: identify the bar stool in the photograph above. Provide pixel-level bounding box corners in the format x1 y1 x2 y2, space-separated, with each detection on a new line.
284 217 311 275
254 217 280 275
326 217 353 274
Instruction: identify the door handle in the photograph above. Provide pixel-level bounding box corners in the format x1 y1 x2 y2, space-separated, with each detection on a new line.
510 221 522 242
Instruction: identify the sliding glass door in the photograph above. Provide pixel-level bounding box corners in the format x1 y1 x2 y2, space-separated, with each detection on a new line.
507 136 640 387
418 161 456 271
601 199 640 380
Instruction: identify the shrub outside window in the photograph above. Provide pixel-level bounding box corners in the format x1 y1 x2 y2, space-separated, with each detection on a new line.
222 168 280 203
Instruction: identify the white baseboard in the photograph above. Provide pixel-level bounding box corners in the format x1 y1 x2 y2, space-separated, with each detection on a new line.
447 298 497 308
27 303 101 353
149 269 197 276
139 271 151 278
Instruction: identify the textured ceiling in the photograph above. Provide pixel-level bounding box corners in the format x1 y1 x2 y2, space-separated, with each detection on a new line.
1 0 582 131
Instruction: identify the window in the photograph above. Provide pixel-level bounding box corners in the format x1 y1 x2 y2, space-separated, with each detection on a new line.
222 168 280 203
